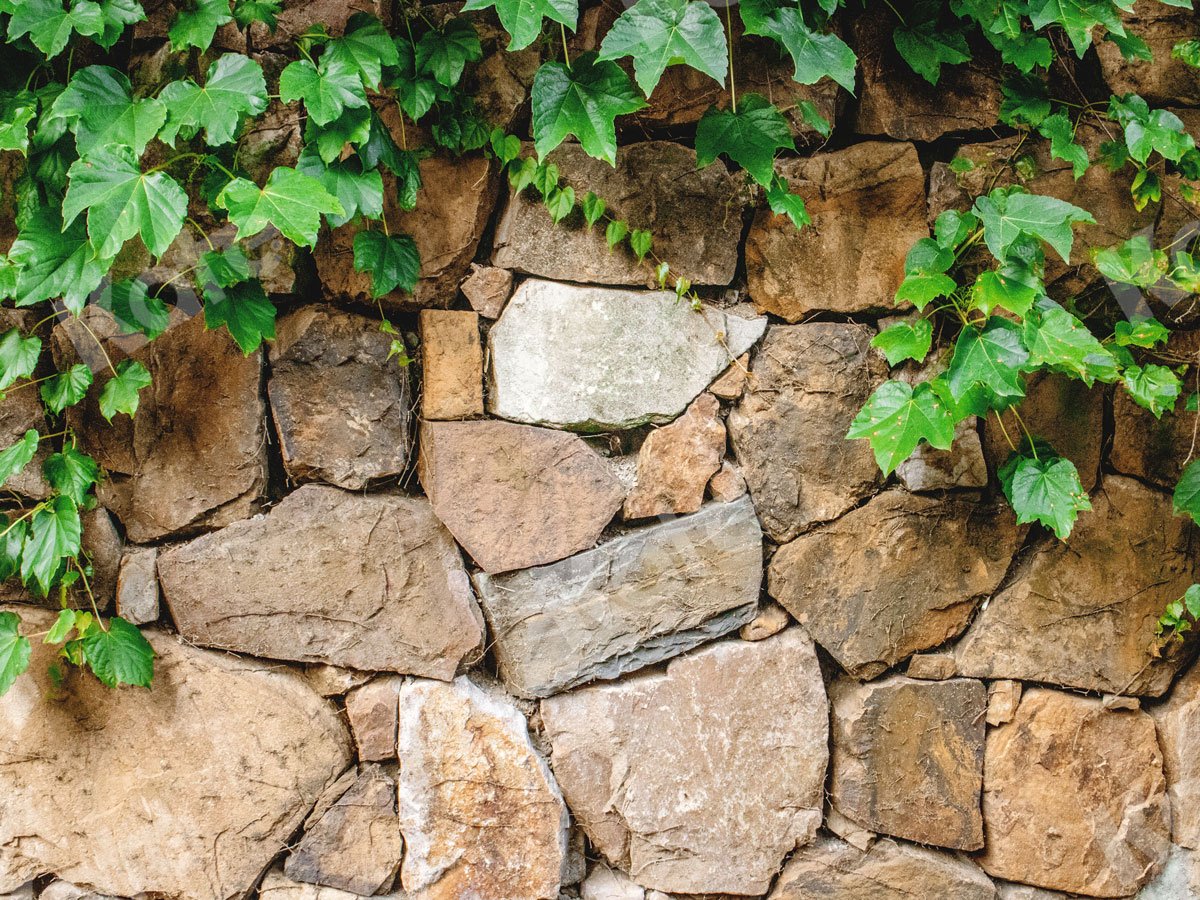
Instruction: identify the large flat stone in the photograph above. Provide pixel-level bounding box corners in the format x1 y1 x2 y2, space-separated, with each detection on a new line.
955 476 1197 696
420 419 624 574
729 323 886 542
158 485 483 678
1151 662 1200 850
398 677 568 899
976 688 1170 897
473 496 762 698
487 280 766 431
541 629 828 895
768 489 1024 678
0 607 351 898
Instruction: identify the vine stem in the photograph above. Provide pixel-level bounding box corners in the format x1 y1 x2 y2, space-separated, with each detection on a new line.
882 0 907 27
74 316 118 378
73 559 104 631
724 3 736 113
560 23 571 70
992 410 1017 455
1010 406 1036 457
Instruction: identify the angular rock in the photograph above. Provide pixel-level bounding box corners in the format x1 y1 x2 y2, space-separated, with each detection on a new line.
976 688 1170 897
1097 4 1200 107
488 280 766 431
81 507 122 611
987 681 1022 728
995 886 1071 900
304 665 374 698
582 864 645 900
897 419 989 491
158 485 483 678
420 419 624 573
493 142 743 286
829 676 986 851
398 677 568 899
541 629 828 895
259 867 366 900
0 607 351 898
906 653 957 680
1151 662 1200 849
36 882 119 900
729 323 886 541
768 835 996 900
624 393 725 519
285 765 402 895
268 307 414 489
474 497 762 698
768 490 1024 679
460 264 513 319
345 676 404 762
245 0 391 47
145 220 299 297
1136 844 1200 899
739 602 790 642
707 459 747 502
955 476 1197 696
418 309 483 421
115 546 158 625
708 355 748 401
745 142 927 320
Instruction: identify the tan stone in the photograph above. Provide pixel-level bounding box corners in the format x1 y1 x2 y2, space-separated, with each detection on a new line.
115 546 158 625
398 677 568 899
304 665 374 698
1151 662 1200 849
541 630 828 895
624 394 725 519
345 676 404 762
738 602 791 642
419 310 483 420
419 419 624 574
824 809 876 853
81 507 122 611
36 882 118 900
707 460 747 503
582 864 645 900
708 355 748 401
0 607 351 897
955 476 1197 697
460 264 513 319
768 490 1024 679
987 681 1022 727
906 654 957 680
1097 3 1200 107
977 688 1170 897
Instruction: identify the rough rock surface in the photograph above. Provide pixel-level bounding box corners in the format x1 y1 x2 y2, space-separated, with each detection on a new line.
419 309 484 420
745 142 927 320
461 264 513 318
768 835 996 900
728 323 887 542
488 280 766 431
897 419 989 491
541 630 828 895
420 419 624 574
269 306 413 489
398 677 568 899
345 676 404 762
955 476 1197 696
0 607 351 898
474 496 761 698
769 490 1024 679
829 676 986 851
624 393 725 519
1136 845 1200 899
158 485 483 677
1097 4 1200 107
1151 662 1200 849
976 688 1170 897
492 142 743 286
115 546 158 625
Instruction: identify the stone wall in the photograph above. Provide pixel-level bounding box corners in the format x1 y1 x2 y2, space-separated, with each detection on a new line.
4 2 1200 900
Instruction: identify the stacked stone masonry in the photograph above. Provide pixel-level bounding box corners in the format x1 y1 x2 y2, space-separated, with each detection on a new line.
5 2 1200 899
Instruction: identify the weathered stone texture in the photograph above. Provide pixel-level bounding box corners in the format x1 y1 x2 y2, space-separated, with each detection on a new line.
115 546 158 625
461 264 513 318
624 393 725 519
1151 662 1200 849
1097 4 1200 107
345 676 403 762
419 309 484 420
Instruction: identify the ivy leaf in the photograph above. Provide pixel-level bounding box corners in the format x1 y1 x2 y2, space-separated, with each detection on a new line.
972 261 1040 317
22 495 81 594
999 73 1050 127
893 12 970 85
598 0 727 97
755 8 856 91
43 445 99 506
353 231 420 297
99 359 152 421
461 0 578 52
695 93 794 186
216 167 344 248
1038 112 1089 179
1022 299 1118 385
606 219 629 248
168 0 233 51
1108 94 1196 164
1029 0 1124 57
82 616 154 688
295 147 383 228
8 206 112 314
1106 31 1152 62
324 13 400 90
1122 363 1181 418
197 245 251 290
303 105 372 164
0 329 41 391
8 0 104 58
629 228 652 261
872 319 933 366
0 612 31 696
531 53 646 166
1174 39 1200 67
766 176 810 229
45 608 76 644
53 65 166 157
415 18 483 88
895 237 956 309
999 452 1091 539
1094 234 1168 286
1114 316 1170 348
0 430 39 487
40 364 94 414
96 278 170 339
0 90 38 154
203 278 275 354
582 191 606 228
846 380 956 476
159 55 268 147
63 145 188 259
232 0 280 28
279 57 368 127
947 316 1029 402
972 188 1095 264
544 184 575 223
1175 459 1200 525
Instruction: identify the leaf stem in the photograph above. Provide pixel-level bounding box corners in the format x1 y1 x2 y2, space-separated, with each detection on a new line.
992 410 1017 454
73 316 117 378
724 2 736 114
882 0 907 27
560 23 571 70
73 558 104 631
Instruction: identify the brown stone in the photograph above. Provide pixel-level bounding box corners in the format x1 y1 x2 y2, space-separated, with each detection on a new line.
246 0 391 48
460 264 513 319
954 476 1197 697
1151 662 1200 850
624 394 725 519
830 676 986 851
541 630 828 895
906 653 958 681
708 355 748 401
728 323 887 542
345 676 404 762
0 607 351 897
81 507 122 611
158 485 484 678
768 490 1024 679
1097 3 1200 107
738 602 791 642
420 419 624 574
398 677 568 899
269 306 414 489
987 680 1022 727
304 665 374 698
492 142 743 287
707 460 747 503
746 142 927 320
419 310 483 420
976 688 1170 897
146 220 299 297
115 546 158 625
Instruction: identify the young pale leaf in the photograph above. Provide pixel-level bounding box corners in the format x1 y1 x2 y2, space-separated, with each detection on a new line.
1114 316 1170 348
217 167 345 248
629 229 652 261
1094 235 1168 287
8 207 112 314
82 616 154 688
1175 459 1200 525
847 380 956 476
695 93 794 186
21 495 81 594
947 316 1029 402
606 219 628 248
99 359 152 421
461 0 578 51
872 319 934 366
972 188 1095 264
0 430 39 487
43 445 99 506
45 608 76 644
0 612 31 696
1109 94 1196 164
597 0 727 97
168 0 233 51
1123 363 1181 418
415 19 483 88
1175 39 1200 67
531 54 646 166
755 8 856 91
582 191 606 228
203 279 275 354
159 54 268 147
1000 452 1091 539
0 329 41 391
353 231 420 297
544 184 575 223
53 65 165 157
279 57 368 127
40 364 94 414
0 90 38 154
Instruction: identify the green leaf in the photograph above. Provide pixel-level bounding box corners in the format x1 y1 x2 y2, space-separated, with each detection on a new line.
461 0 578 51
40 364 94 413
1175 459 1200 525
1022 299 1117 385
0 329 41 391
1038 112 1089 179
1094 235 1168 287
847 380 956 476
353 231 420 297
217 167 344 248
796 99 832 137
295 148 383 228
872 319 933 366
324 13 400 89
1109 94 1196 164
895 237 956 309
947 316 1029 402
1114 316 1170 348
1106 30 1152 61
8 0 104 58
544 184 575 223
754 8 856 91
606 219 629 248
63 145 188 259
95 0 147 48
1000 452 1091 539
972 262 1040 317
303 104 372 164
766 176 810 229
531 54 646 166
893 11 970 85
582 191 606 228
53 65 166 157
203 278 275 354
1029 0 1123 57
45 608 76 644
168 0 232 51
82 616 154 688
1174 39 1200 67
0 90 38 154
0 430 39 486
22 495 81 593
43 445 99 506
1122 363 1181 418
99 359 152 421
279 57 368 127
197 246 251 290
159 54 268 147
629 228 652 261
232 0 280 28
9 206 112 314
96 279 170 339
0 612 31 696
695 93 794 186
415 18 483 88
972 187 1095 264
999 73 1051 127
598 0 727 97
